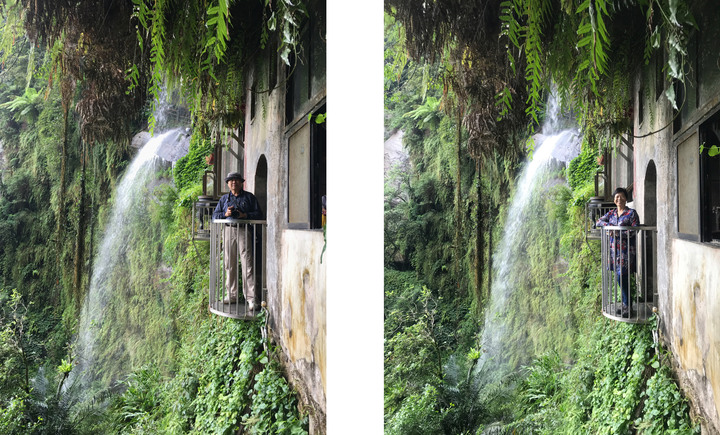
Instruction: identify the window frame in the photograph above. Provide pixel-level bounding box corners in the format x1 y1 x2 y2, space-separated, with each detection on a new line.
674 104 720 245
284 99 326 230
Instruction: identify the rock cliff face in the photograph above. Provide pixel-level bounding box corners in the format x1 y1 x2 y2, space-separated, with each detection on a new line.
130 129 191 163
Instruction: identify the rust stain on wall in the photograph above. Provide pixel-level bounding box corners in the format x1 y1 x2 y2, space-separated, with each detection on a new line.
284 268 312 361
672 250 701 372
279 230 327 396
670 240 720 427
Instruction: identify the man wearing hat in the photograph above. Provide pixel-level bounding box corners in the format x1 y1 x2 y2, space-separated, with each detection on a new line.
212 172 263 309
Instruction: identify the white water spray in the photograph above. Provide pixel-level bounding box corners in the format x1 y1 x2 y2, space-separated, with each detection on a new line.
476 98 580 380
72 130 177 392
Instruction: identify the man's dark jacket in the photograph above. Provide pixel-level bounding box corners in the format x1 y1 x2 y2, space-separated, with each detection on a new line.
212 190 263 220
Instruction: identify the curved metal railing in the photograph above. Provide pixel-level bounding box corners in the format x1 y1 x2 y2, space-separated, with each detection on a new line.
585 199 615 240
209 219 267 320
192 197 218 241
600 225 657 324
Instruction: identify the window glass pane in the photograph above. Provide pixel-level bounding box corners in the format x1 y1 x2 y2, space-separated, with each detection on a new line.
310 105 326 229
310 9 326 96
703 153 720 242
291 30 311 120
677 132 699 235
698 15 720 107
220 137 243 195
289 123 310 224
700 115 720 242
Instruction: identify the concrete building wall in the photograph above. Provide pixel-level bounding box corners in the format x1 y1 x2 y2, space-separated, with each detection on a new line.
669 239 720 428
242 45 327 432
630 40 720 432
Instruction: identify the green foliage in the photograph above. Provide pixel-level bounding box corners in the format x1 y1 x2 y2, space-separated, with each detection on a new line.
385 384 443 435
244 362 308 434
384 280 443 414
496 0 696 145
505 321 699 434
699 142 720 157
173 135 213 193
133 0 307 131
517 352 564 413
385 72 697 433
635 365 698 434
114 365 163 429
0 87 44 123
402 96 441 130
384 270 499 432
0 8 309 435
585 323 653 433
0 289 32 397
566 139 600 191
308 112 326 124
101 184 307 434
0 394 40 434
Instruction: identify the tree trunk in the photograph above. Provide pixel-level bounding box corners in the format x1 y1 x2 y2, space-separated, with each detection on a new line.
454 106 463 293
73 140 88 306
488 205 494 300
475 159 483 304
87 148 97 282
56 103 69 250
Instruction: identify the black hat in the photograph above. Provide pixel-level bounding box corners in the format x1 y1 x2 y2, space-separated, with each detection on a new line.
225 171 244 182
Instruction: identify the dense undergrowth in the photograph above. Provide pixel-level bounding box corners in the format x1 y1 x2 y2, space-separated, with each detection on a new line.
0 43 307 434
384 19 699 430
384 142 700 433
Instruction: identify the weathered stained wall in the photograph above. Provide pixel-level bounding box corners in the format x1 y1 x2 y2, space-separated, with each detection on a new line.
278 229 326 405
241 47 326 433
630 28 720 431
669 239 720 427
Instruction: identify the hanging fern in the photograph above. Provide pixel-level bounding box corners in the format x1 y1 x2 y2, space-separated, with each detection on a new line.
132 0 306 133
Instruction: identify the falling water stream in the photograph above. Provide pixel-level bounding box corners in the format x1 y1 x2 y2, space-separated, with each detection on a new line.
72 130 183 393
475 98 581 382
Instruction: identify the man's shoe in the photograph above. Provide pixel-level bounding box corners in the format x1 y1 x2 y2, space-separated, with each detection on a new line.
245 301 262 315
223 296 238 304
621 305 631 318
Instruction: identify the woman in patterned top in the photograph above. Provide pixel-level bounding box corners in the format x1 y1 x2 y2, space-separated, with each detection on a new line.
596 187 640 317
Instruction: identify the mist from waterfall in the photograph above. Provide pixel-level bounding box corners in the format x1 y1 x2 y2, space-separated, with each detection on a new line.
475 97 581 382
72 130 177 393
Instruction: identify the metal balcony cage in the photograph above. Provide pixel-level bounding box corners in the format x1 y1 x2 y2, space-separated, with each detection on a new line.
600 225 657 324
585 197 615 240
192 196 219 241
209 219 267 320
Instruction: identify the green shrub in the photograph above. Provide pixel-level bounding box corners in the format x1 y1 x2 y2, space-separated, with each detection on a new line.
173 135 212 193
386 385 443 435
243 362 309 434
566 141 599 191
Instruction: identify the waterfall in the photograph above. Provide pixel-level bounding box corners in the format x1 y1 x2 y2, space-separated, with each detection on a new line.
475 98 580 381
72 130 180 393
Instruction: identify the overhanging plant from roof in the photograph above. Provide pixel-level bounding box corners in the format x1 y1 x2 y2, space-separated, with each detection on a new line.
129 0 308 133
387 0 697 153
500 0 696 146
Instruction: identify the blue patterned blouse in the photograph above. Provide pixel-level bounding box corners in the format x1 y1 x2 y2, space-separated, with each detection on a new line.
596 208 640 274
